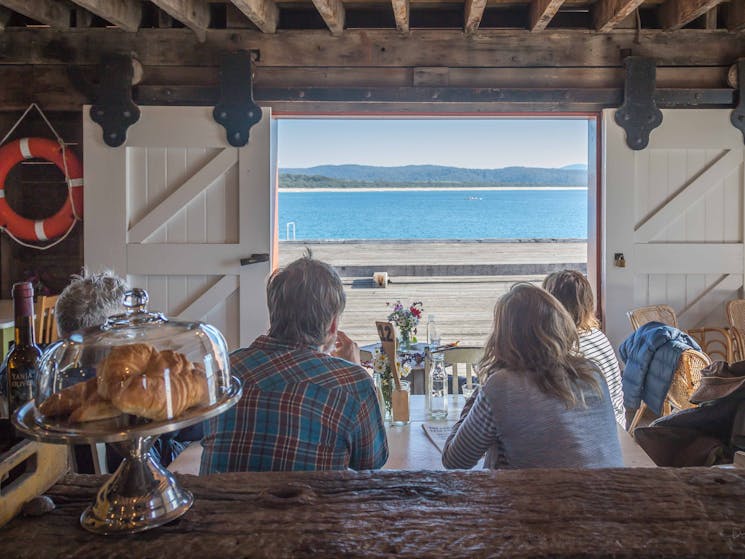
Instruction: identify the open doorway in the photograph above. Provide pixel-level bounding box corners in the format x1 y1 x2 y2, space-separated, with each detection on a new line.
276 117 598 346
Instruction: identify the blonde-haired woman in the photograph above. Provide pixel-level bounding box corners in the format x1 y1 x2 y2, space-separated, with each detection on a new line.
543 269 625 427
442 283 622 469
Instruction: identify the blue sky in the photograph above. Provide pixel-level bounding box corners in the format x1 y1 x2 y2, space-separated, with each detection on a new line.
277 118 589 169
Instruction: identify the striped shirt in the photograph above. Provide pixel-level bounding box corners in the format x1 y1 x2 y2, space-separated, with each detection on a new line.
442 366 623 470
579 328 625 427
200 335 388 473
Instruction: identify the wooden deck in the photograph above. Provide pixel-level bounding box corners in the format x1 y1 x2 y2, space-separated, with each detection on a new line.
279 241 587 346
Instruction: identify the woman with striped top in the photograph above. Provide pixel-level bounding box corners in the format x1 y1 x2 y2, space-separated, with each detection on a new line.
543 270 626 427
442 283 622 470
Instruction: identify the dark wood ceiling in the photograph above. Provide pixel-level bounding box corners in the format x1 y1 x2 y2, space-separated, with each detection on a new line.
0 0 742 38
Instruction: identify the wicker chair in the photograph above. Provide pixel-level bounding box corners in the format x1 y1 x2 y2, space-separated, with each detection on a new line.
626 305 718 433
627 304 732 363
726 300 745 361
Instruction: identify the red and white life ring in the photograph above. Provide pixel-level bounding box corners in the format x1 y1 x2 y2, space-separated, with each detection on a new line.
0 137 84 242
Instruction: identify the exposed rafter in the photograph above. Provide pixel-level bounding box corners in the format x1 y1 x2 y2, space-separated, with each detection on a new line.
151 0 210 41
310 0 345 36
529 0 566 31
390 0 409 33
728 0 745 30
464 0 488 34
68 0 141 32
0 6 11 30
0 0 71 28
658 0 724 30
593 0 645 31
229 0 279 33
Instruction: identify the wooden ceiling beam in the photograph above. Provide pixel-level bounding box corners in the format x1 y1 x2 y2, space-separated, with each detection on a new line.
0 0 71 28
229 0 279 33
68 0 141 32
151 0 210 41
593 0 644 31
658 0 724 30
391 0 409 33
529 0 566 31
0 7 11 30
311 0 345 35
464 0 487 34
727 0 745 30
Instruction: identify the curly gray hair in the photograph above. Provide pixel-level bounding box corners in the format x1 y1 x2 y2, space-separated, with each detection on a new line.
55 270 129 336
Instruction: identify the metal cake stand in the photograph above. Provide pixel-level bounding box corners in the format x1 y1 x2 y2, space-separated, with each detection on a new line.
13 376 242 536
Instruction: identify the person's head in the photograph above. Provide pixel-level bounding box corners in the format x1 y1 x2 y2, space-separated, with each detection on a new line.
542 270 599 331
267 255 345 350
55 270 129 337
480 283 600 408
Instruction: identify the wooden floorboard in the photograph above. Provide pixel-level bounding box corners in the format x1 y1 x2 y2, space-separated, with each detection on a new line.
279 241 587 346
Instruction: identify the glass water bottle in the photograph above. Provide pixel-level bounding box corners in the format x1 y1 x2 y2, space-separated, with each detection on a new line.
427 352 448 419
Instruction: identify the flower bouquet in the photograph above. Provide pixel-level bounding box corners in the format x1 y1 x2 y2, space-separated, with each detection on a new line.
386 300 424 349
371 347 412 418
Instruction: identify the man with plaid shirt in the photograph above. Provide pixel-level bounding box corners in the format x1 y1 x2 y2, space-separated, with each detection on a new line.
200 256 388 472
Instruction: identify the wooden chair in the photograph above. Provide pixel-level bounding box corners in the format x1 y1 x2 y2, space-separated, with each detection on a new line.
627 304 732 362
34 295 59 345
626 305 716 433
627 349 710 433
431 346 484 396
726 300 745 361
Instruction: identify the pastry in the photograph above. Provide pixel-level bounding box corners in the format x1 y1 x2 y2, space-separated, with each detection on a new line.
110 350 208 420
97 343 157 400
39 377 98 417
69 392 121 422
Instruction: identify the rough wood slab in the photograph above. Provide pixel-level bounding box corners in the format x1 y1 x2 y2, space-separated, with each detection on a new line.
4 468 745 557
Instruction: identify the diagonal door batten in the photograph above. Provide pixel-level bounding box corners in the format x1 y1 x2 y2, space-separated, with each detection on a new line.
128 148 238 243
84 106 276 350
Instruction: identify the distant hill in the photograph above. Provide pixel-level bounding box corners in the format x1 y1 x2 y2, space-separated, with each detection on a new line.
280 164 587 188
561 164 588 171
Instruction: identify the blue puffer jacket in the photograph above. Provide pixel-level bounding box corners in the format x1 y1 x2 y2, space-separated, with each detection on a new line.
619 322 701 414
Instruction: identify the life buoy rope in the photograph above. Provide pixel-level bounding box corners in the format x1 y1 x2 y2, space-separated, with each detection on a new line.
0 137 84 243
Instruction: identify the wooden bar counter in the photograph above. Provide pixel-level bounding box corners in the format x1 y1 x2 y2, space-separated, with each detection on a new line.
4 467 745 557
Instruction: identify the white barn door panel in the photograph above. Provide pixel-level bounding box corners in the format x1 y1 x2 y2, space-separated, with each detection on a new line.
84 106 277 350
603 109 744 348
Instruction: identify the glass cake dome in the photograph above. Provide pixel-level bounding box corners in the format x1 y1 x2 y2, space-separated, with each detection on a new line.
30 288 234 440
13 288 242 535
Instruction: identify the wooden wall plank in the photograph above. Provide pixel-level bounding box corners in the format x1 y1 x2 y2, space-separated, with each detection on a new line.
229 0 279 33
659 0 725 30
530 0 566 31
0 0 71 28
0 29 742 68
0 6 11 31
68 0 141 31
391 0 409 32
151 0 211 42
633 244 745 274
593 0 645 31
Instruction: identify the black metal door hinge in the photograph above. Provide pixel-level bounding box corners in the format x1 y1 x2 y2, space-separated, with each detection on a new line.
213 52 263 147
615 56 663 151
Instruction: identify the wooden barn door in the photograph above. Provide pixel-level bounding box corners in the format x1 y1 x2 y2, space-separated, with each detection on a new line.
83 106 277 350
603 109 745 348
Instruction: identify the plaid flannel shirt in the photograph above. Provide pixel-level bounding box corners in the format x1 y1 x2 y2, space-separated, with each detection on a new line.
200 335 388 473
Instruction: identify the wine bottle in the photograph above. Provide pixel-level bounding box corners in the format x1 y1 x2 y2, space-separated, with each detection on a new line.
4 282 42 447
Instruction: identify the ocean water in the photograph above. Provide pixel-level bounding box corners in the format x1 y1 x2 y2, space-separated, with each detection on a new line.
279 188 588 240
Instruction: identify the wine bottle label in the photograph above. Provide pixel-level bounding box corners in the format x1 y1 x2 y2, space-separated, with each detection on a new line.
8 364 35 413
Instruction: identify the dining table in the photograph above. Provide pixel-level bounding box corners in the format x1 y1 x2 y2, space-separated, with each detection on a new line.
169 395 655 474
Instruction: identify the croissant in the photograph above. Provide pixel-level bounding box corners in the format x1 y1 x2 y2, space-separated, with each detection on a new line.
39 378 121 423
109 349 209 420
39 377 98 417
97 343 157 400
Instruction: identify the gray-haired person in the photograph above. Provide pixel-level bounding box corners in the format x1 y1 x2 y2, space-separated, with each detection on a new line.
55 270 128 336
200 255 388 473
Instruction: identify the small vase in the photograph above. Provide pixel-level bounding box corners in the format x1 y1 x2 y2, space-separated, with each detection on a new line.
398 329 413 351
